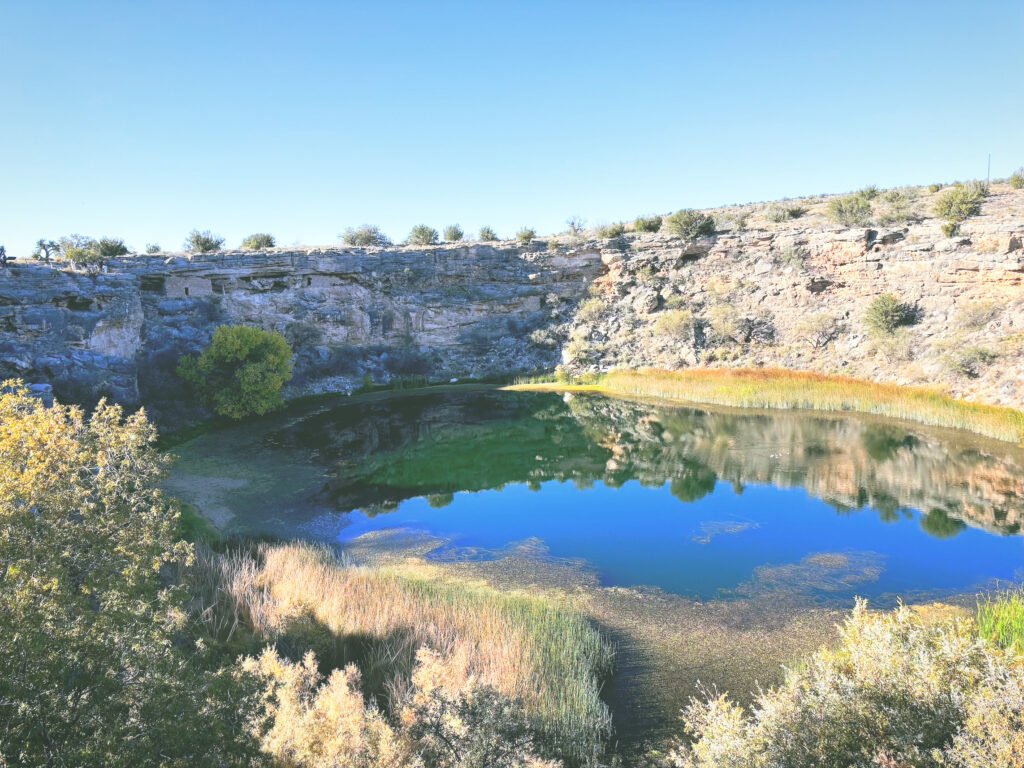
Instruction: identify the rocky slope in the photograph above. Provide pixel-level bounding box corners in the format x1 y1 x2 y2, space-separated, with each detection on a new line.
0 181 1022 423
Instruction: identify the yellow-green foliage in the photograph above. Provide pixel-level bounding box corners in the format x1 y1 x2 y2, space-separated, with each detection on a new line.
240 232 276 249
665 209 715 239
0 382 262 767
210 542 613 763
178 325 294 419
654 309 695 341
579 368 1024 443
825 194 872 226
669 600 1024 768
977 589 1024 655
933 181 987 223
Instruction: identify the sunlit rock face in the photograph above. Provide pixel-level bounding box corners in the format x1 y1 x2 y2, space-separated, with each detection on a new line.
0 184 1022 423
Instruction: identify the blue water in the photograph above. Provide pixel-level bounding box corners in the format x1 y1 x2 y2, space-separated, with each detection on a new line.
338 478 1024 602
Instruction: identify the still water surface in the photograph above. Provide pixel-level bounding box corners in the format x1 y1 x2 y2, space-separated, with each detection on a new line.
168 389 1024 604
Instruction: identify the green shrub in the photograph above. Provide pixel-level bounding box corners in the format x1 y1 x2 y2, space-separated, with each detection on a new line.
765 204 807 222
668 600 1022 768
665 209 716 239
933 181 987 222
855 185 879 200
865 294 917 334
942 346 998 378
942 221 960 238
597 222 625 239
576 296 605 323
566 215 586 235
826 194 873 226
516 227 536 244
929 183 943 193
478 226 498 241
342 224 391 247
95 237 129 259
408 225 440 246
654 309 695 341
177 325 294 419
184 229 225 253
956 301 1001 330
442 224 464 242
634 215 663 232
1010 169 1024 190
239 233 275 249
145 243 161 254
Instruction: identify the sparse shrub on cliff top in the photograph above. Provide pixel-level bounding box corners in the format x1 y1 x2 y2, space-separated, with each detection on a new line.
177 325 294 419
667 599 1020 768
1010 169 1024 189
928 183 944 193
408 224 440 246
342 224 392 247
933 181 988 223
239 232 276 249
665 209 715 239
31 238 60 262
145 242 161 254
597 222 625 239
479 225 498 241
516 227 536 244
184 229 225 253
634 214 663 232
566 215 586 235
93 237 129 259
865 294 917 334
443 224 464 242
825 194 873 227
765 203 807 222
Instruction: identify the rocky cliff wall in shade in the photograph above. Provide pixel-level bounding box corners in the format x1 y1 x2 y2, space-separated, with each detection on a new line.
1 182 1022 424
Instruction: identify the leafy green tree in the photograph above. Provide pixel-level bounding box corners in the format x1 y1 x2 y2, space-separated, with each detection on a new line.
478 226 498 241
443 224 464 242
0 382 265 767
95 237 129 259
31 238 60 262
240 233 276 249
178 325 294 419
184 229 225 253
408 224 440 245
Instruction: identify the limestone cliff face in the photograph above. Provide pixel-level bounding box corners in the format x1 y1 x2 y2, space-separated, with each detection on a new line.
0 245 603 421
1 183 1022 423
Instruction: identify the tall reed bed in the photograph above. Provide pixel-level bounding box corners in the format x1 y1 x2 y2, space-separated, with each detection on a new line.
978 588 1024 654
511 368 1024 443
197 541 613 764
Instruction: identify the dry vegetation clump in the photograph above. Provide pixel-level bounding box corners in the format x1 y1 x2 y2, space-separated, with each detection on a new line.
201 542 614 765
667 600 1024 768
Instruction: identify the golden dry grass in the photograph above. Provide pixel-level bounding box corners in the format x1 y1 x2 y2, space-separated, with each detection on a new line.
203 542 613 763
507 368 1024 443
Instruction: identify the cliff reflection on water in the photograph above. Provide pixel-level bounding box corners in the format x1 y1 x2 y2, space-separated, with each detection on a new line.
171 389 1024 601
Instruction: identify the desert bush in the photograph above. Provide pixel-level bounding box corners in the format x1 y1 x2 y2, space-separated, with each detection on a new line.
1010 169 1024 190
408 225 440 246
516 227 536 244
933 181 987 223
765 204 807 222
30 238 60 261
668 600 1021 768
146 242 161 253
177 325 294 419
706 304 740 344
796 313 842 349
343 225 392 247
942 221 960 238
478 226 498 241
185 229 226 253
877 189 919 225
956 301 1001 330
443 224 464 242
826 194 873 226
942 346 998 378
665 209 715 239
240 233 276 249
654 309 695 342
928 183 943 193
0 383 264 767
597 222 625 239
855 185 879 200
634 215 663 232
865 294 916 334
95 236 130 258
576 297 605 323
566 216 586 235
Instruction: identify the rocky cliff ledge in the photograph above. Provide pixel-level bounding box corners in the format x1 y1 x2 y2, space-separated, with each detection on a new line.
1 183 1022 423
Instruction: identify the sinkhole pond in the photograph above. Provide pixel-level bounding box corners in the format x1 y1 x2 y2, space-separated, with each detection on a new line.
167 387 1024 606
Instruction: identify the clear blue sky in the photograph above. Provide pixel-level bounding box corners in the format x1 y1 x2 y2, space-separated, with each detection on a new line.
1 1 1021 255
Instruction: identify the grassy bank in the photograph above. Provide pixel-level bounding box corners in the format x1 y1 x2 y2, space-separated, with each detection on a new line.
198 541 614 764
508 368 1024 444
